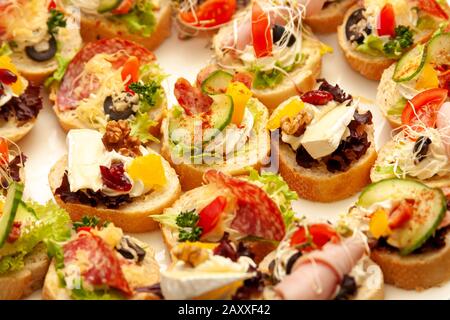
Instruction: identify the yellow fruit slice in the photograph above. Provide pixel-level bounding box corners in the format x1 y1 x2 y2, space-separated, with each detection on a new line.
267 98 304 130
127 154 167 189
0 55 25 96
415 63 439 90
226 81 253 125
369 209 392 239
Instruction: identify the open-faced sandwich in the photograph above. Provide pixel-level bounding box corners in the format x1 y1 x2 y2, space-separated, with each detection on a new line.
51 38 166 138
337 0 450 80
347 178 449 290
256 220 384 300
269 79 377 202
211 0 325 111
371 89 449 187
0 183 71 300
154 169 298 263
62 0 171 50
43 219 161 300
0 56 43 142
48 127 181 232
377 29 449 127
0 137 26 191
300 0 358 34
0 0 82 84
161 76 270 190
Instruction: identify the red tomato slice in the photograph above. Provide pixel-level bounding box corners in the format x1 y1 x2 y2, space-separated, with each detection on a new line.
377 4 396 37
48 0 56 11
0 138 8 165
112 0 134 15
121 56 140 91
198 196 227 236
418 0 449 20
180 0 236 28
290 223 339 251
76 226 92 233
401 88 448 127
251 2 272 58
389 199 414 229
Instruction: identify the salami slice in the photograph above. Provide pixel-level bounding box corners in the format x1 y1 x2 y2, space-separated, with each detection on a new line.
56 38 155 111
203 170 285 241
174 77 213 115
63 232 132 296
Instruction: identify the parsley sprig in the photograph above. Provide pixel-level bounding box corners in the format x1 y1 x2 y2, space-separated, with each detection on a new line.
383 26 414 57
72 216 109 231
176 210 202 242
47 9 67 35
129 81 161 112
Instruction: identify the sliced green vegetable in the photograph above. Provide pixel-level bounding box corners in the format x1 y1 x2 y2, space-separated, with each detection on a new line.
98 0 122 13
427 32 450 66
201 70 233 94
0 183 24 248
393 44 427 82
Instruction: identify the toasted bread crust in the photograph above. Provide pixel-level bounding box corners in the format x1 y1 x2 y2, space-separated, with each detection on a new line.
304 0 357 34
371 232 450 290
0 119 36 142
337 5 394 80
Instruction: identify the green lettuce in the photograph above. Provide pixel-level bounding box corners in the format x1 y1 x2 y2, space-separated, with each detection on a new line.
118 0 156 37
129 112 159 143
0 253 25 274
357 35 385 57
71 285 124 300
387 97 407 116
0 42 12 56
44 53 71 87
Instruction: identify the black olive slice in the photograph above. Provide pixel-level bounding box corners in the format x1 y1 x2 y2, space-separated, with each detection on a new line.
117 237 146 263
272 24 296 47
25 34 57 62
345 8 371 44
413 136 432 164
285 251 302 275
103 95 135 121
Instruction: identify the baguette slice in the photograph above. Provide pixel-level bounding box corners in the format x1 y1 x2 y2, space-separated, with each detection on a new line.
304 0 357 34
48 151 181 233
337 5 394 81
42 238 160 300
0 118 36 143
0 243 49 300
161 98 270 191
77 4 171 51
371 231 450 290
278 127 377 202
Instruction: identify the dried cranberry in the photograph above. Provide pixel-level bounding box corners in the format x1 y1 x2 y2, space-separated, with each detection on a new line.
7 222 21 243
0 68 18 85
301 90 334 105
100 162 132 192
213 233 238 261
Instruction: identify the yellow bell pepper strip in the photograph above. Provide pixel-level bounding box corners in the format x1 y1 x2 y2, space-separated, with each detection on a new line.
0 56 26 96
369 209 392 239
415 63 439 90
127 154 167 189
226 81 252 125
267 98 304 130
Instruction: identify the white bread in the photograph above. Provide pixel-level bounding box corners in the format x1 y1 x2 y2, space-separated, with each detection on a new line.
76 3 171 51
48 151 182 233
0 243 50 300
0 118 36 143
337 5 394 81
278 127 377 202
42 238 160 300
160 98 270 191
371 231 450 290
304 0 357 34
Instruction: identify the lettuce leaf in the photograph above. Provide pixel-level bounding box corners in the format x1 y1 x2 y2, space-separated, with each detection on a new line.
0 42 12 56
0 253 25 274
45 53 71 87
387 97 407 116
356 35 385 57
118 0 156 37
129 112 159 143
71 284 124 300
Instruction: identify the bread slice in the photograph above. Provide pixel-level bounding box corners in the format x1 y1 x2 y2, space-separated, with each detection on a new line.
0 118 36 143
371 231 450 290
0 243 50 300
304 0 357 34
77 3 171 51
376 64 403 127
278 127 377 202
337 5 395 81
42 238 161 300
48 151 182 233
160 98 270 191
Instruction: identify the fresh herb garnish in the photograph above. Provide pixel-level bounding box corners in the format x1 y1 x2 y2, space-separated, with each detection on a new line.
129 81 161 111
129 112 159 143
176 209 202 242
72 216 108 231
47 9 67 35
383 26 414 57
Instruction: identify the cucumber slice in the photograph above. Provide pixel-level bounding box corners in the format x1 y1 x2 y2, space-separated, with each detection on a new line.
393 44 427 82
427 32 450 66
201 70 233 95
0 183 24 247
15 200 37 223
169 94 234 146
358 179 446 255
98 0 122 13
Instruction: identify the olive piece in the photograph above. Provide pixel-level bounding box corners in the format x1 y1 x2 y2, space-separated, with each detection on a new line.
103 95 135 121
285 251 302 275
335 275 357 300
272 24 296 47
345 8 371 44
25 34 57 62
117 237 146 263
413 136 432 164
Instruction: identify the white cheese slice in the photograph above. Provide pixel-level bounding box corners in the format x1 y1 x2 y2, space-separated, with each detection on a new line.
301 105 356 159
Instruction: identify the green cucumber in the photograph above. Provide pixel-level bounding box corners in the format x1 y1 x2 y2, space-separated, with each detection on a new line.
393 44 427 82
358 179 446 255
98 0 122 13
0 183 24 248
427 32 450 66
169 94 234 146
201 70 233 95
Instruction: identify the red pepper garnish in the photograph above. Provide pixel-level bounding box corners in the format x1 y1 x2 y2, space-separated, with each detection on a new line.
7 222 21 244
48 0 57 11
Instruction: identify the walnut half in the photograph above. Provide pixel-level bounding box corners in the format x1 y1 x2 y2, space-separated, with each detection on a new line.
280 110 313 136
102 120 142 157
172 244 210 268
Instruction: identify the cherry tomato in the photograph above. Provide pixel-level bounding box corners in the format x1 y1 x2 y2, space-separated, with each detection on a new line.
179 0 236 28
377 4 396 37
418 0 449 20
48 0 57 11
121 56 140 92
401 88 448 127
112 0 134 15
76 226 92 233
251 2 272 58
198 196 227 236
389 199 414 229
0 137 8 165
290 223 339 251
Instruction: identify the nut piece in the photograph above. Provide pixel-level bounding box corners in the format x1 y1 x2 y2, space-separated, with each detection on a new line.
102 120 142 157
172 244 210 267
280 110 313 136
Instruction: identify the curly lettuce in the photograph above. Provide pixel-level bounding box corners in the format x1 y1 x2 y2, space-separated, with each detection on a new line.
117 0 156 37
44 53 71 87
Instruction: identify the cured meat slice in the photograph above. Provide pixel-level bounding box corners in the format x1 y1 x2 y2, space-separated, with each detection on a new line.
174 77 213 115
